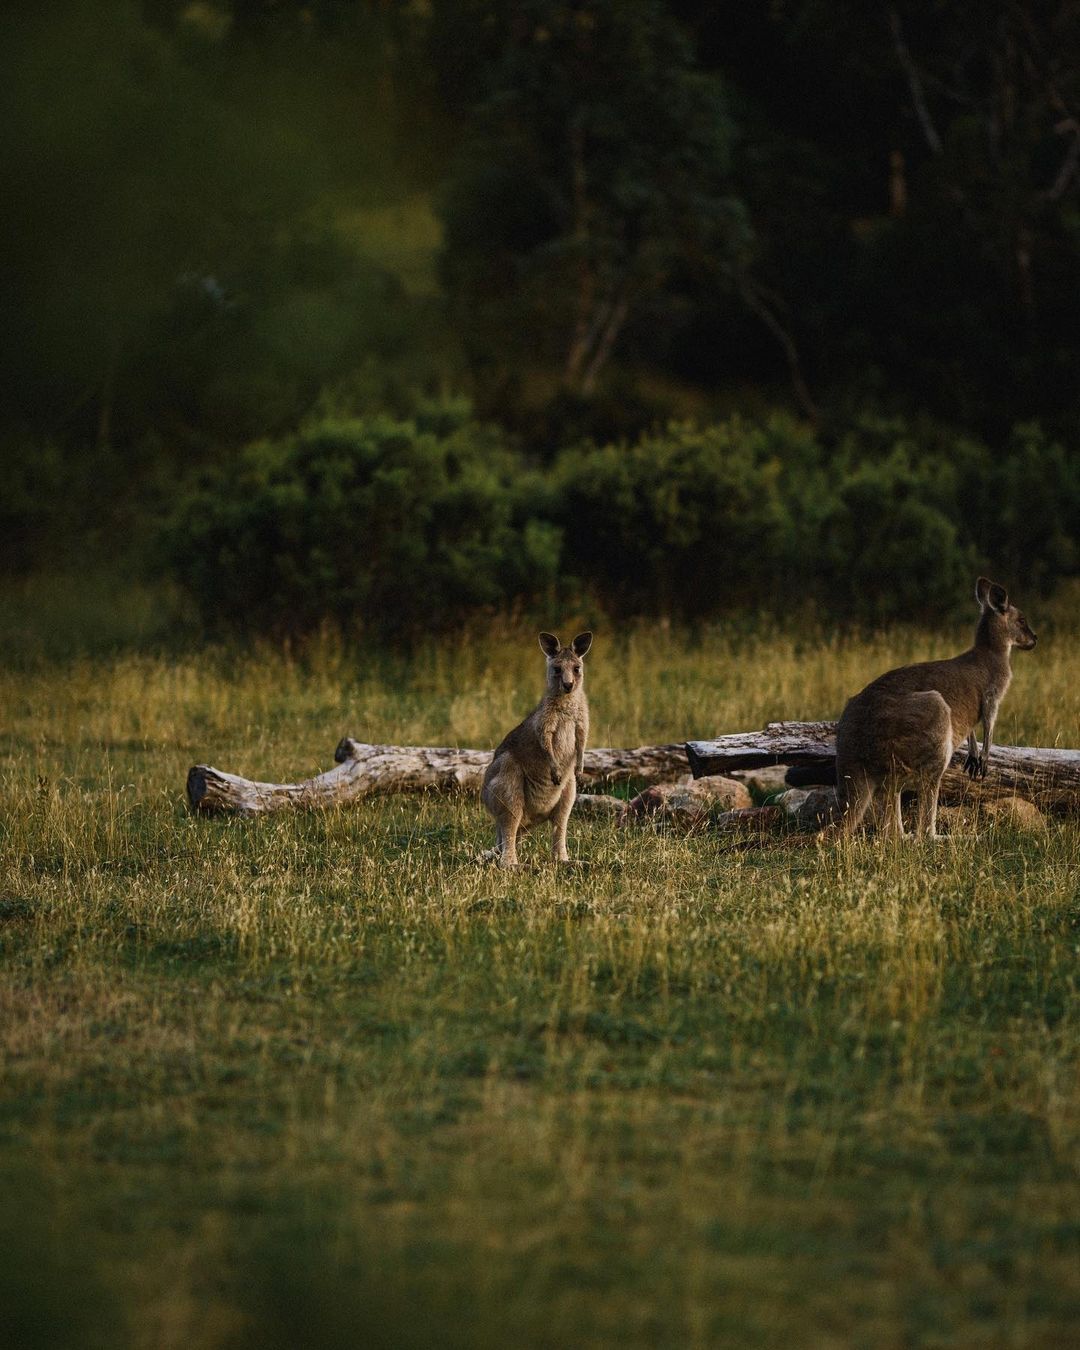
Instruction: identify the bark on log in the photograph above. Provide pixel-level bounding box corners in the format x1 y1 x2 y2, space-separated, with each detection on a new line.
686 722 1080 815
186 722 1080 819
186 739 688 817
686 722 837 775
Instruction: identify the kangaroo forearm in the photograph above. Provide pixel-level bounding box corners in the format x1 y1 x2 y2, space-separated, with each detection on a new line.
575 729 587 773
970 709 997 780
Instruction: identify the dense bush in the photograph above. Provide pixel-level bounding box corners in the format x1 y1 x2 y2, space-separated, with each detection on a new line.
2 441 67 574
166 412 1079 635
967 423 1080 592
554 414 994 620
552 417 829 613
170 416 561 635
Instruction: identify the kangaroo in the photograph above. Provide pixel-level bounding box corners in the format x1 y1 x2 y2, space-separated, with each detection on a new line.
834 577 1037 839
481 631 593 867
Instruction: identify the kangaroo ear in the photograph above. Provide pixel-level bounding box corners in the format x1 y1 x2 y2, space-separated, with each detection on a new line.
539 632 560 657
571 631 593 657
988 583 1009 614
977 578 1008 613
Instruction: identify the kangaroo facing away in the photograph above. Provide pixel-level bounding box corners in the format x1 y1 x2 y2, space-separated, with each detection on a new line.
481 631 592 867
834 577 1037 839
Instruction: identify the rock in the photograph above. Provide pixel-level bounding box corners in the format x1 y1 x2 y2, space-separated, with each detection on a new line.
730 764 790 797
713 806 785 835
978 795 1047 833
573 793 625 818
690 776 753 809
939 796 1045 834
775 786 840 829
936 805 977 835
619 776 752 831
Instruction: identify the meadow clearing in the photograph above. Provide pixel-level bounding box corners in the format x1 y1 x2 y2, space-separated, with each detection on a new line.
1 605 1079 1348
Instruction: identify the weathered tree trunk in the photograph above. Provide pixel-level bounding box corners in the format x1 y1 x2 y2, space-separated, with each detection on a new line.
187 723 1080 819
686 722 1080 815
187 739 689 817
686 722 838 775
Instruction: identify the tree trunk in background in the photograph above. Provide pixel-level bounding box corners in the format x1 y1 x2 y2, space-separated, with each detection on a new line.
564 114 596 388
580 290 630 394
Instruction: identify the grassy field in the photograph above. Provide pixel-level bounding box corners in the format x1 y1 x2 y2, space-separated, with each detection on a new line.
1 609 1079 1348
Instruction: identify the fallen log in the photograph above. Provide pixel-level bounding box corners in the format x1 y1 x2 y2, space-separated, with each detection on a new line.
686 722 837 776
686 722 1080 815
186 721 1080 818
186 739 688 817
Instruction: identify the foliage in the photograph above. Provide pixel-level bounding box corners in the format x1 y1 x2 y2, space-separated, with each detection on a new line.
169 414 561 634
0 1 445 459
9 3 1080 625
5 0 1080 463
555 413 1080 622
165 411 1080 634
673 1 1080 434
971 422 1080 591
553 416 828 613
436 0 748 397
0 442 67 574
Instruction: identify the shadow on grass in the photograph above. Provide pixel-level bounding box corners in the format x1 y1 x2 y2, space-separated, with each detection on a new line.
0 1163 121 1350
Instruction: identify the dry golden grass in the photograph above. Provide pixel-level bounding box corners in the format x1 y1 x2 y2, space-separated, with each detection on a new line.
0 607 1078 1347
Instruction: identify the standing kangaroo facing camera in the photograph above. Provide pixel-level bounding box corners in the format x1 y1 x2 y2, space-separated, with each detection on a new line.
834 577 1037 839
481 631 593 867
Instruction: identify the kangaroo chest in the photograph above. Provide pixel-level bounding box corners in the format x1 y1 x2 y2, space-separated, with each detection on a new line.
540 705 579 764
980 669 1011 722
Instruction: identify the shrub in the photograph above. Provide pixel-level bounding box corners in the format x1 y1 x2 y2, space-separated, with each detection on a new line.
825 415 1080 612
165 410 1078 635
552 415 829 614
817 454 976 620
553 411 1074 622
967 422 1080 592
169 416 561 635
1 440 67 573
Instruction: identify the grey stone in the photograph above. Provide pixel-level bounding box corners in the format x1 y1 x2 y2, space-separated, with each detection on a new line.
776 786 840 829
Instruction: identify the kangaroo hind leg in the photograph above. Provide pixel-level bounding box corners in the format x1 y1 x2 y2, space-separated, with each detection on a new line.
482 763 525 868
835 764 880 838
550 777 576 863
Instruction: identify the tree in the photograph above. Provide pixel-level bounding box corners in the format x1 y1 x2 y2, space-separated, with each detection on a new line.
436 0 752 398
879 2 1080 428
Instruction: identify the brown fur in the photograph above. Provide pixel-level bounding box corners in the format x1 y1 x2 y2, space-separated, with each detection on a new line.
481 631 592 866
834 577 1037 839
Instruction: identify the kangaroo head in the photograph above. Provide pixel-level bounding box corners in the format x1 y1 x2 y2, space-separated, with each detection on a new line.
539 631 593 694
975 577 1037 651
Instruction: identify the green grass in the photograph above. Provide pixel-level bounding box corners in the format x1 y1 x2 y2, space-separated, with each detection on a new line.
1 613 1079 1347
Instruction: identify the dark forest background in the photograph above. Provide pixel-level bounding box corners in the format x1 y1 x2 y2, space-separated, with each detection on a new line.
4 1 1080 642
